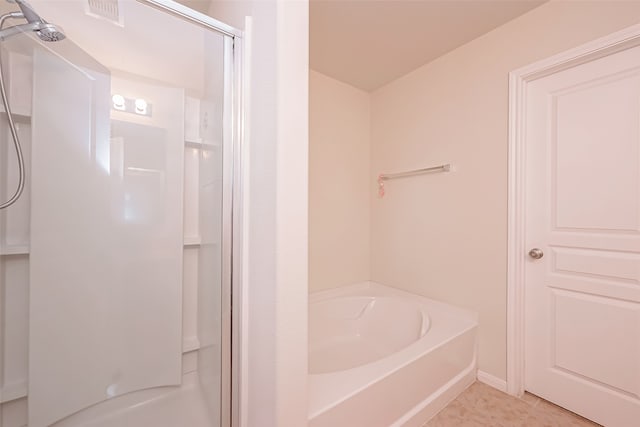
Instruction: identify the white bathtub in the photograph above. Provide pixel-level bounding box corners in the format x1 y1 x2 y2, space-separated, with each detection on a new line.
308 282 478 427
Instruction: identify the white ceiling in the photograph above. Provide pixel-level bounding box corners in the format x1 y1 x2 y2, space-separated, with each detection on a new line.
0 0 545 93
311 0 546 91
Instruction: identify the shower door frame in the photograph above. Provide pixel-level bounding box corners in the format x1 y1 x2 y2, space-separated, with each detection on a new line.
135 1 245 426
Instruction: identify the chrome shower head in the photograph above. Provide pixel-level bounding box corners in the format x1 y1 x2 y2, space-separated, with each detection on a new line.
0 0 66 42
32 22 65 42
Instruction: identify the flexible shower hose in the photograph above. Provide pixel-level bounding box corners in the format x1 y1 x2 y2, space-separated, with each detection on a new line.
0 12 26 210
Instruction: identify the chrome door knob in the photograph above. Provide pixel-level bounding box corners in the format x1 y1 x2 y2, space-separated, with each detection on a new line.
529 248 544 259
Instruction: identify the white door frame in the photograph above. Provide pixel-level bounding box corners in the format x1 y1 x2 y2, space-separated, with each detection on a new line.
506 23 640 397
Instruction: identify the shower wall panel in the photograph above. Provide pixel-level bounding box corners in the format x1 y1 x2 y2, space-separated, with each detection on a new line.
28 50 184 427
0 48 33 427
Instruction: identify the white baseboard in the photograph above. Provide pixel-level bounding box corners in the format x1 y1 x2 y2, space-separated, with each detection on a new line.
477 370 507 393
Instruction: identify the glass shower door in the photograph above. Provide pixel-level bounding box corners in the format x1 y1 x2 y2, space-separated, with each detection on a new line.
0 1 234 426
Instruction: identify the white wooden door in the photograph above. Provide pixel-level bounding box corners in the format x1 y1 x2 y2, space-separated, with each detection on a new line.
525 43 640 426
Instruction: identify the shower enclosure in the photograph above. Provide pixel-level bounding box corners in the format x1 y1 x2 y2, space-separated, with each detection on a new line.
0 0 241 426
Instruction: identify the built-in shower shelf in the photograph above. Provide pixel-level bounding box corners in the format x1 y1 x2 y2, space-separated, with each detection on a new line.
0 380 27 403
182 336 200 353
185 137 202 147
0 108 31 123
184 139 220 150
184 236 202 247
0 245 29 255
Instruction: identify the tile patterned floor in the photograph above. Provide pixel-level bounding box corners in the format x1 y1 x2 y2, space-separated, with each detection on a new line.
424 382 601 426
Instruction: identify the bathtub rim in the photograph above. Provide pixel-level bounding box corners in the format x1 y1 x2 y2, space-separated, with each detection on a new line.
308 281 478 419
309 294 432 374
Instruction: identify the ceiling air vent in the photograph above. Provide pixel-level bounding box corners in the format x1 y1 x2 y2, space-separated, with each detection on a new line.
86 0 123 26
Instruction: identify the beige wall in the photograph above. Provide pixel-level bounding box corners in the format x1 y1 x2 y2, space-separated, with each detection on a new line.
309 70 371 292
370 1 640 381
